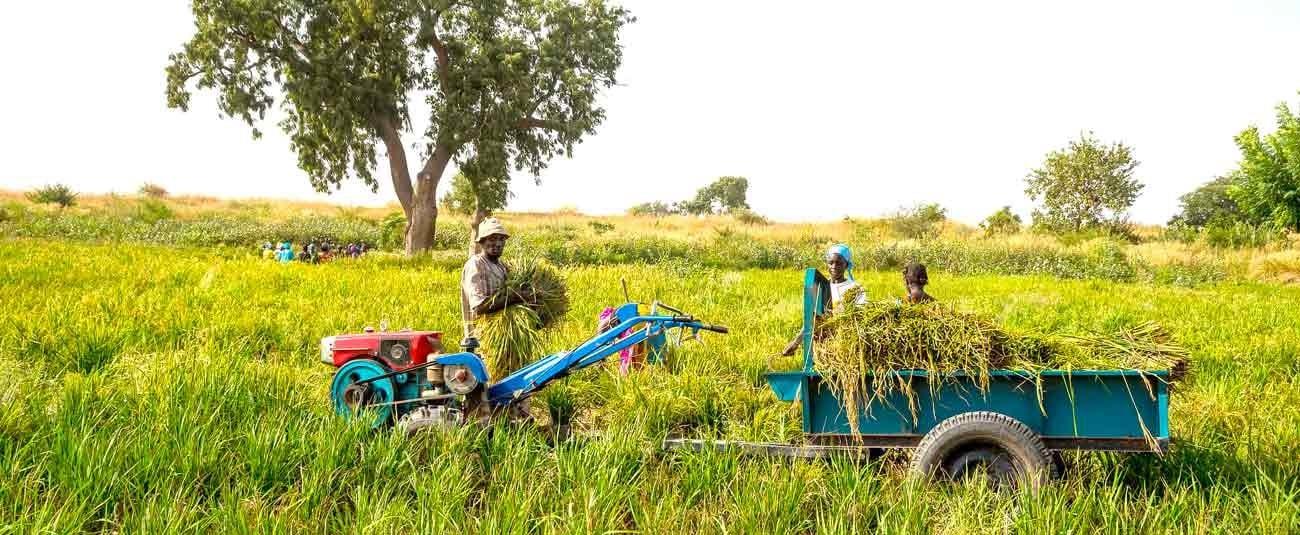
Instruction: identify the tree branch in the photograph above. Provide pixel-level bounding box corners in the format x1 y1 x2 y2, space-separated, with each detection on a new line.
423 8 453 88
516 116 564 131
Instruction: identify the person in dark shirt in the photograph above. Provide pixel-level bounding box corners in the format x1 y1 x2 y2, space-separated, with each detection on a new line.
903 261 935 304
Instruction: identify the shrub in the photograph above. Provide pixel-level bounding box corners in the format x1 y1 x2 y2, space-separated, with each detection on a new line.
979 206 1022 236
588 220 615 235
1166 218 1283 249
731 208 770 226
379 212 407 250
628 201 675 216
888 203 946 240
135 198 174 224
26 183 79 208
1203 219 1283 248
0 202 21 223
138 183 169 198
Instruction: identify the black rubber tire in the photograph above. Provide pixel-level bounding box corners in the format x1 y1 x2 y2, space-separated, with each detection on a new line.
910 411 1052 489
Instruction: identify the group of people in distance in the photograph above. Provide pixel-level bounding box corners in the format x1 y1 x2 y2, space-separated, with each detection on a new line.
261 239 370 263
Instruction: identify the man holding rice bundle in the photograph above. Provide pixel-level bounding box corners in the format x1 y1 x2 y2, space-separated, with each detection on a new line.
460 217 513 344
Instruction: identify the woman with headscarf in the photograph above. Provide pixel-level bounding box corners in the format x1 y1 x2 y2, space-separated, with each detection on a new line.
781 243 867 356
825 243 868 307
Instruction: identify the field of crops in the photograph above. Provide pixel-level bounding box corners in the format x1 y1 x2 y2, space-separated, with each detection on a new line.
2 237 1297 533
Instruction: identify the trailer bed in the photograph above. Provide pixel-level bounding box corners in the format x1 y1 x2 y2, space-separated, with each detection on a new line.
765 368 1169 452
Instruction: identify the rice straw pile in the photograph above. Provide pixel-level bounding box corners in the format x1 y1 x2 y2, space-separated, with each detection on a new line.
476 259 570 377
813 300 1189 433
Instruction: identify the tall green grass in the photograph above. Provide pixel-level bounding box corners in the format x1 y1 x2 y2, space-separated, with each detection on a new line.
0 241 1297 533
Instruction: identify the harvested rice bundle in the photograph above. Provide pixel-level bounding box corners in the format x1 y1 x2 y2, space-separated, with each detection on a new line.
813 301 1188 433
476 259 569 377
477 305 544 378
1057 321 1190 374
502 259 569 327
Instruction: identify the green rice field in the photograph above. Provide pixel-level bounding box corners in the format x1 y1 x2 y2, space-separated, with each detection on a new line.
1 240 1297 533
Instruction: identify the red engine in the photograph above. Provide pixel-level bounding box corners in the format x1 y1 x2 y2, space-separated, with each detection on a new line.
320 330 444 371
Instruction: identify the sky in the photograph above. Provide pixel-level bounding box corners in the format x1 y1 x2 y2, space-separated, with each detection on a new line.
2 0 1300 224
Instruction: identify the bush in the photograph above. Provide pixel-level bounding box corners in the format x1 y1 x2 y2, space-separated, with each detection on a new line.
888 203 946 240
0 202 21 223
135 199 175 224
731 208 770 226
627 201 675 217
979 206 1022 237
379 212 407 250
588 220 615 235
1168 218 1285 249
1204 220 1282 248
26 183 78 208
138 183 169 198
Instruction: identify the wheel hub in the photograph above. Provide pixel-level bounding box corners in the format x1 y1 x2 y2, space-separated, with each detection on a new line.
342 383 373 410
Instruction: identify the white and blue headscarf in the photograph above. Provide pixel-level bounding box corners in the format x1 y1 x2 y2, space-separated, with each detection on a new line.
826 243 855 281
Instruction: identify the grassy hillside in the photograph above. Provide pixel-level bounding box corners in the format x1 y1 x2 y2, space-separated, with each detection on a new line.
1 240 1297 533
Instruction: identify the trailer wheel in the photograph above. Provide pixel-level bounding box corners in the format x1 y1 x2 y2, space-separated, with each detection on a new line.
910 411 1051 489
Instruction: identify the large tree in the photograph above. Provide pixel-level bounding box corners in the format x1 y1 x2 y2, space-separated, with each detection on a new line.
166 0 633 253
1227 102 1300 231
1025 132 1143 233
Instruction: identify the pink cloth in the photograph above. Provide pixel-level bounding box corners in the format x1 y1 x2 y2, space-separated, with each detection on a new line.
599 307 634 374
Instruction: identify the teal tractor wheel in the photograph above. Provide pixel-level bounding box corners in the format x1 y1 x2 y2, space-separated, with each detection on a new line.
330 359 397 429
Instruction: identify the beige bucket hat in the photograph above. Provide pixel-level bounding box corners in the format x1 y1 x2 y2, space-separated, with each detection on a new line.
476 217 509 241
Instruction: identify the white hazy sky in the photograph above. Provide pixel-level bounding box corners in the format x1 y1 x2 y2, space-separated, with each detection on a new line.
3 1 1300 224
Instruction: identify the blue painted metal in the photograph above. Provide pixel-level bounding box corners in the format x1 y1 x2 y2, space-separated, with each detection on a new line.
802 268 830 373
434 352 490 383
331 359 404 428
766 370 1170 443
767 267 1173 448
486 314 710 406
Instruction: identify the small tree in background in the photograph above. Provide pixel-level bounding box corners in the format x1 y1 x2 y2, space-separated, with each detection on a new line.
138 183 169 198
26 184 78 209
979 206 1023 236
888 203 947 240
1025 132 1143 233
1169 176 1240 228
440 171 510 218
675 176 750 215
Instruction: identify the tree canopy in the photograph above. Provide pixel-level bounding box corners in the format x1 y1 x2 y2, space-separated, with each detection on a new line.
675 176 751 216
1169 176 1240 228
979 206 1022 236
1025 132 1143 233
166 0 633 252
1227 103 1300 231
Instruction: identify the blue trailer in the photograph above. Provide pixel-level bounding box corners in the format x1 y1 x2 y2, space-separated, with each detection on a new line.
665 268 1171 486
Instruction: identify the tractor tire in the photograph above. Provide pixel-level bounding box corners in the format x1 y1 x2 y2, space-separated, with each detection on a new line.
910 411 1051 489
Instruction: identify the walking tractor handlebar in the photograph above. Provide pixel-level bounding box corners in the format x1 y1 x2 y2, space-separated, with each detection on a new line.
322 299 727 431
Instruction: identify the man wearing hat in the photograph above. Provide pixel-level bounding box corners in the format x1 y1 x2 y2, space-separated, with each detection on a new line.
460 217 512 334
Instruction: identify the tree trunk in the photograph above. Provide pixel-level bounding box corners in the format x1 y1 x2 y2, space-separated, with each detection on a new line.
468 204 489 255
405 144 454 253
